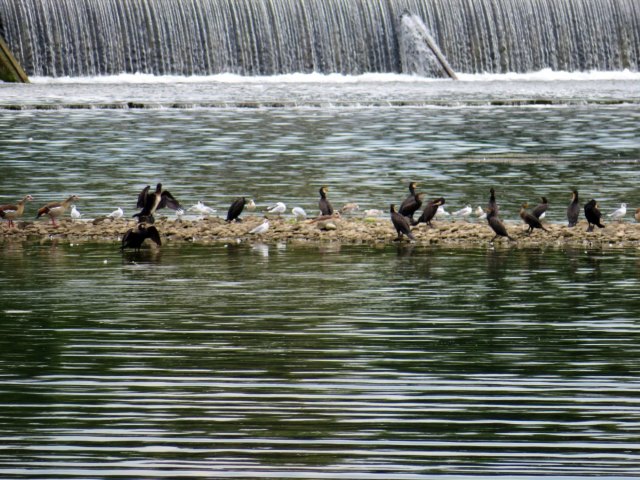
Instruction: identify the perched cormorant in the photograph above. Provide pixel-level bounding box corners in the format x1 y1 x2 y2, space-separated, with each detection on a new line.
36 195 79 227
390 204 415 241
120 224 162 251
413 197 445 227
0 194 33 228
532 196 549 219
398 182 422 220
567 189 580 227
520 203 548 234
488 187 498 214
319 186 334 216
134 183 182 223
584 199 605 232
486 207 514 242
226 197 248 222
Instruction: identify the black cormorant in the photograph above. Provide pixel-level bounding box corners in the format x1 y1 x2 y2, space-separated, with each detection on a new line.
413 197 445 227
319 186 334 216
121 224 162 251
584 199 605 232
567 189 580 227
487 207 514 242
226 197 247 222
390 204 415 241
520 203 548 234
532 196 548 219
488 187 498 214
398 182 422 220
134 183 182 223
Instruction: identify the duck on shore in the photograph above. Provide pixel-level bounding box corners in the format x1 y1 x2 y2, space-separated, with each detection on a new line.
36 195 79 227
0 194 33 228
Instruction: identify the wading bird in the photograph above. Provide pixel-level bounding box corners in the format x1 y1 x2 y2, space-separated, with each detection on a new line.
121 224 162 251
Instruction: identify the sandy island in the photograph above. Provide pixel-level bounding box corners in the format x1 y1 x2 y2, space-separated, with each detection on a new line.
1 213 639 249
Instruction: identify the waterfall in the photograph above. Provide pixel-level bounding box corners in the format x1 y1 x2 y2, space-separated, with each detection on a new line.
0 0 638 77
399 12 457 78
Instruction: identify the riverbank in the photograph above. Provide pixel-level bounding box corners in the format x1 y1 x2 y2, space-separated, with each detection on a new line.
1 214 638 249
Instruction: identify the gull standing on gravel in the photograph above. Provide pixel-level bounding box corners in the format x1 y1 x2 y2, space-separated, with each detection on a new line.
607 203 627 221
189 201 216 216
452 205 472 218
292 207 307 220
249 219 270 235
435 204 450 219
107 207 124 220
70 205 82 221
267 202 286 216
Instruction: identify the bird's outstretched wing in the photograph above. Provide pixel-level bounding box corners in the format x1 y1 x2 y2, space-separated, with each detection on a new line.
136 185 150 208
158 191 182 211
147 226 162 246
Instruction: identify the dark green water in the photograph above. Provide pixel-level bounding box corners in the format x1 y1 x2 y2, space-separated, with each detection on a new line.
1 241 639 478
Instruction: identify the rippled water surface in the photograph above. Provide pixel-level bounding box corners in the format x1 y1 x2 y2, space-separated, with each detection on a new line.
1 75 640 478
1 243 640 478
1 76 640 221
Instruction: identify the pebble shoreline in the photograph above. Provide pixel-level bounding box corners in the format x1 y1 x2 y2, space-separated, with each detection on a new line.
1 214 639 249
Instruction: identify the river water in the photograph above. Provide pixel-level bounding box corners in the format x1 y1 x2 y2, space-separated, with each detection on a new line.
1 72 640 478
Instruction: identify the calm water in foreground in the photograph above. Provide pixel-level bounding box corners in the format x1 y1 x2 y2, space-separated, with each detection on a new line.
0 242 639 478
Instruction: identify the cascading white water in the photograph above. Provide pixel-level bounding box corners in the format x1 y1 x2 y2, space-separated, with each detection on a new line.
0 0 638 77
399 12 457 78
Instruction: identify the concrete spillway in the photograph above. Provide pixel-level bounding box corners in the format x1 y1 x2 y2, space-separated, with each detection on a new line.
0 0 638 78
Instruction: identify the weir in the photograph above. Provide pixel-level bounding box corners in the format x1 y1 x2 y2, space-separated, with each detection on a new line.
399 12 457 79
0 0 638 78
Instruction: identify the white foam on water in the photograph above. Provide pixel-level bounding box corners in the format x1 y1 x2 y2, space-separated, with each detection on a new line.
28 69 640 85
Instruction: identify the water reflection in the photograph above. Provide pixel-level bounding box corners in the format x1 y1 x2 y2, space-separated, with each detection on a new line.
0 242 640 477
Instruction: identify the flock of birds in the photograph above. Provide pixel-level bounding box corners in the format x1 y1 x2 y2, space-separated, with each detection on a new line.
0 182 638 250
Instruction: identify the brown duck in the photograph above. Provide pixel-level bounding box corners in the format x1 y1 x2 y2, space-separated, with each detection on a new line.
0 194 33 227
36 195 79 227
